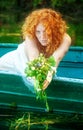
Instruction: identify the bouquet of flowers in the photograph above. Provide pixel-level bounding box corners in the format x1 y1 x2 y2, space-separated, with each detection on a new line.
25 54 56 109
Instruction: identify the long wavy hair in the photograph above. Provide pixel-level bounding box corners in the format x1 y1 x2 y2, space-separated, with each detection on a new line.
22 8 67 57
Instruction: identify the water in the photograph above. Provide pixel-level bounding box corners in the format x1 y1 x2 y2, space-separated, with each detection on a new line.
0 110 83 130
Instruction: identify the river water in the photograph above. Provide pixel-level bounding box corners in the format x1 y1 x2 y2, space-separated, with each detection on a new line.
0 111 83 130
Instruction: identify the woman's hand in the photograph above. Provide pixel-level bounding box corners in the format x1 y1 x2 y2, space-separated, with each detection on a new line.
43 66 57 90
43 79 51 90
43 70 54 90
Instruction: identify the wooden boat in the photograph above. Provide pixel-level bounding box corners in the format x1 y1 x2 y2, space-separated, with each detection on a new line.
0 43 83 115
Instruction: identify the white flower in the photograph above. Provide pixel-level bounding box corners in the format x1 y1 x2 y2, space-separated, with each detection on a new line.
31 67 35 70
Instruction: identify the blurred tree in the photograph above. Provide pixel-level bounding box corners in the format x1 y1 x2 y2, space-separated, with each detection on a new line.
0 0 83 23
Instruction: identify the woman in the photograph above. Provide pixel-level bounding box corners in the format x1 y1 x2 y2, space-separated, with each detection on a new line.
0 8 71 89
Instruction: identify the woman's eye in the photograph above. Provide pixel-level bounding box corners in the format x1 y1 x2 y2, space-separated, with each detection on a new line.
36 31 40 34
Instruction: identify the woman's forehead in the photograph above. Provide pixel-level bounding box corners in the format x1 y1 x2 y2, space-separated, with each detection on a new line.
36 23 45 30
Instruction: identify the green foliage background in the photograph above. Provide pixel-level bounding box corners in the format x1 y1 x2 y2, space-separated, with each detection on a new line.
0 0 83 46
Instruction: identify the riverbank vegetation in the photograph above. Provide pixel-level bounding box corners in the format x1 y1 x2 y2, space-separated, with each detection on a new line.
0 0 83 46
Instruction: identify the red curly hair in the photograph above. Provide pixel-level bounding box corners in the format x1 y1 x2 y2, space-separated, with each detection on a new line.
22 8 67 57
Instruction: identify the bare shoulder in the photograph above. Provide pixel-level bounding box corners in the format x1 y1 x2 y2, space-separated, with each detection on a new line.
59 33 72 53
63 33 71 45
53 34 71 67
25 36 38 48
24 36 39 61
56 33 71 51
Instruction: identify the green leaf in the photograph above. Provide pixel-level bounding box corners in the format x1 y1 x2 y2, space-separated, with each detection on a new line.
47 56 56 67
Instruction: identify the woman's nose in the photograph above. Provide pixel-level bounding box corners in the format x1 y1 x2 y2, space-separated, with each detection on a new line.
40 32 46 39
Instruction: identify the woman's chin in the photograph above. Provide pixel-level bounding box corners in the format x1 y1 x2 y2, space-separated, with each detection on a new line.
41 43 48 46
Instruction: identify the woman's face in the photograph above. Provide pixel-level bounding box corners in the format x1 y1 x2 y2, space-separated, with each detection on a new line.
35 23 48 46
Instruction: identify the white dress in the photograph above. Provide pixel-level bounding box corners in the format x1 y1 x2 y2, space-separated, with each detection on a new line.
0 42 28 76
0 42 35 92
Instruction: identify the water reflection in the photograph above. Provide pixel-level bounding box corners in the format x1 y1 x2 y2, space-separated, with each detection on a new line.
0 111 83 130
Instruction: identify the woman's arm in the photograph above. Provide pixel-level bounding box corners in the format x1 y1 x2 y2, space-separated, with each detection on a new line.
43 33 71 90
53 33 71 68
